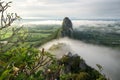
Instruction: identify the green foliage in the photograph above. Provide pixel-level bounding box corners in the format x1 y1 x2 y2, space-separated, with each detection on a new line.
75 72 90 80
60 73 73 80
22 25 61 47
73 29 120 48
58 54 107 80
0 9 57 79
0 43 56 80
0 69 11 80
97 75 107 80
0 1 108 80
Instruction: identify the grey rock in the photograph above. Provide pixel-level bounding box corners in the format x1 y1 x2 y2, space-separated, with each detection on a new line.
79 60 87 70
73 54 79 57
61 17 73 37
67 52 72 57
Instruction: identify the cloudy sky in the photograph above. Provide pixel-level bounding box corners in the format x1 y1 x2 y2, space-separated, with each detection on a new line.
4 0 120 19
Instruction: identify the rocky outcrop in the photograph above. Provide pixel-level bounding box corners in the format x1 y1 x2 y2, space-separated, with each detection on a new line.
61 17 73 37
59 52 88 73
44 52 107 80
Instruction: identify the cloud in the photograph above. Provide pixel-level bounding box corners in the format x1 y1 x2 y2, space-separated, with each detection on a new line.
6 0 120 19
38 0 79 4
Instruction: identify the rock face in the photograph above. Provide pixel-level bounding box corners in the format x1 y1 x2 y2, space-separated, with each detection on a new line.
61 17 73 37
44 52 107 80
60 52 87 73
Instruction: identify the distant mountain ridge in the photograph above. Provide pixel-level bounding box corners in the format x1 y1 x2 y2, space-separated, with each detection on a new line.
22 18 120 21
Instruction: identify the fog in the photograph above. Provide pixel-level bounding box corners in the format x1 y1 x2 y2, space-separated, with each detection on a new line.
23 19 120 79
40 37 120 80
72 20 120 34
21 19 120 34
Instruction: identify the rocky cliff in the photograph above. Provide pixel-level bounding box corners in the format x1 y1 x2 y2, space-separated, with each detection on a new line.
61 17 73 37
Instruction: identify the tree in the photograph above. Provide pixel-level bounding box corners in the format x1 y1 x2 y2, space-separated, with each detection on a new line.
0 1 55 79
0 0 22 53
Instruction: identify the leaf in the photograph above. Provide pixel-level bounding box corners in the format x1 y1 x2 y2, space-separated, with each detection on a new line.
0 69 11 80
0 60 6 67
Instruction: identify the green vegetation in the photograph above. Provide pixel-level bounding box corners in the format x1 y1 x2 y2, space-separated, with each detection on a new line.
1 25 61 47
0 0 108 80
45 53 107 80
24 25 61 47
0 1 56 80
73 28 120 48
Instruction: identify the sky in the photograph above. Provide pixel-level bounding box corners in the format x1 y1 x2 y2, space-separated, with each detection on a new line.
4 0 120 19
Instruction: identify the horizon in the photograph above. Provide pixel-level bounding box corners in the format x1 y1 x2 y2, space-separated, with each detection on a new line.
21 18 120 21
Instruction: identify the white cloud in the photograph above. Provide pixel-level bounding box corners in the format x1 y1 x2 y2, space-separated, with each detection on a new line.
4 0 120 19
